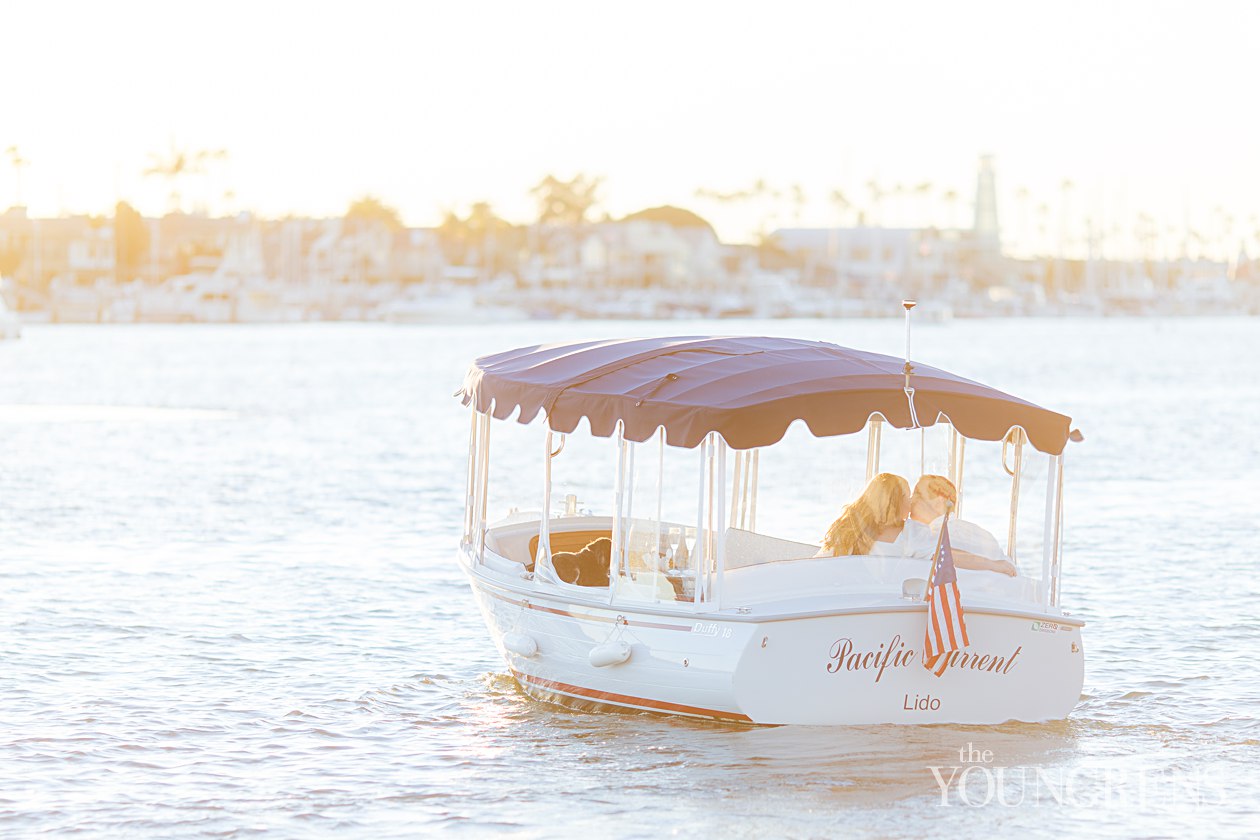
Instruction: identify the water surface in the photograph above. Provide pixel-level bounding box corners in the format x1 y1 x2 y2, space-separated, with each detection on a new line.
2 319 1257 836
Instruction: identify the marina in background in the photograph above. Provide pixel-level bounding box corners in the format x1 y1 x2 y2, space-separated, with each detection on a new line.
2 159 1257 325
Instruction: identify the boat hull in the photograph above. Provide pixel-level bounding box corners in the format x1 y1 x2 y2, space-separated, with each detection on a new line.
730 610 1082 724
463 554 1084 726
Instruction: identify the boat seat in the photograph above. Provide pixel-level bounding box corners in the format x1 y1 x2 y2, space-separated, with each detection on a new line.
723 528 820 570
528 529 613 561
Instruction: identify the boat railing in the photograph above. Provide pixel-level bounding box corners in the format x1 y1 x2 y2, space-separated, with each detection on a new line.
476 514 1046 612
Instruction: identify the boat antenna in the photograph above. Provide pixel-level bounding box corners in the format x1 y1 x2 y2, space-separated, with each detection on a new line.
902 299 921 429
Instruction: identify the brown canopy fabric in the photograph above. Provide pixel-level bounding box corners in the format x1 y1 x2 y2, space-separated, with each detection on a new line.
458 336 1074 455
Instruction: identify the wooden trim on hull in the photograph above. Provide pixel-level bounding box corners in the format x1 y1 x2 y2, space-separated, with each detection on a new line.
512 669 753 723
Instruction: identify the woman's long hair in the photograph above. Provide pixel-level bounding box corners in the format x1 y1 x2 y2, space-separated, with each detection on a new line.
821 473 909 557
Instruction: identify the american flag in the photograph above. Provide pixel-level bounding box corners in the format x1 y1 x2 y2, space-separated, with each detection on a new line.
923 520 969 676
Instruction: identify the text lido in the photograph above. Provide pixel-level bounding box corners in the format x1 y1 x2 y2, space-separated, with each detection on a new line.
826 634 1023 684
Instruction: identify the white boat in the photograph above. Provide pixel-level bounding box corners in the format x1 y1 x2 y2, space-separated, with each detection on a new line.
380 286 527 324
456 331 1085 725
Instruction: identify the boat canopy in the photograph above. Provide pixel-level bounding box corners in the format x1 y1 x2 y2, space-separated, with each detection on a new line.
457 336 1074 455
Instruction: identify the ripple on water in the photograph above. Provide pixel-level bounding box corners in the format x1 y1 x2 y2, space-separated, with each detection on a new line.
3 320 1260 837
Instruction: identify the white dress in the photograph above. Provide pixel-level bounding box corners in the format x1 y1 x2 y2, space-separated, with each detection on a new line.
867 519 937 559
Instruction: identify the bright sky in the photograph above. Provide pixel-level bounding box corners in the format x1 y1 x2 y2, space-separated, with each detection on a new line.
3 0 1258 258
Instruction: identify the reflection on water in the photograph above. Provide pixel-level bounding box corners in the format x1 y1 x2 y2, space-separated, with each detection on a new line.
1 320 1258 837
0 405 236 423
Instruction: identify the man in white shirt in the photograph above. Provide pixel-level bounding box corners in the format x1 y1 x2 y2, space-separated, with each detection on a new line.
910 475 1017 576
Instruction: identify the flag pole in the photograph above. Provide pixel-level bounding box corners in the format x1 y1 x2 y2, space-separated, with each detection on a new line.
902 299 921 429
922 500 954 600
921 499 968 676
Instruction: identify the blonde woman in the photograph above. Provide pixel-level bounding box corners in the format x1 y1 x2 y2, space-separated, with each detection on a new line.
818 473 935 558
910 474 1017 576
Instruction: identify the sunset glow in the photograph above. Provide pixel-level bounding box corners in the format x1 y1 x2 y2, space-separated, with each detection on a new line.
4 0 1258 257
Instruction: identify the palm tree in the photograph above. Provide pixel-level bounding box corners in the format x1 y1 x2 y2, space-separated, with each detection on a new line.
754 180 784 236
941 189 959 231
530 174 602 277
143 143 227 213
5 146 29 207
1213 206 1234 260
346 195 403 231
829 189 852 225
1058 179 1075 258
913 182 932 227
1163 224 1180 263
1036 203 1050 257
789 183 806 224
865 180 884 227
695 179 785 239
1014 187 1031 253
1135 212 1158 262
466 201 518 277
695 185 752 204
438 209 470 265
890 182 906 226
530 174 602 226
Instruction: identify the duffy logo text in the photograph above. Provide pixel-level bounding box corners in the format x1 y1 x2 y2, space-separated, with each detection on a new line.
825 634 1023 682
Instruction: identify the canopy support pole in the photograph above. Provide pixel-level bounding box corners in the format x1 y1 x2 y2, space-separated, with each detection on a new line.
950 429 966 519
694 435 709 609
655 427 664 565
1050 452 1065 606
535 430 555 581
713 436 727 610
692 433 727 611
748 449 759 533
729 448 758 532
609 423 628 604
703 433 716 609
865 417 883 483
1040 451 1057 607
475 411 491 563
463 411 478 546
624 437 636 526
1006 429 1025 563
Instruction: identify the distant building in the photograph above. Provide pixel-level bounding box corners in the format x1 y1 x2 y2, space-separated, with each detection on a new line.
973 154 1000 254
772 156 1014 300
771 226 973 297
580 206 724 290
0 208 122 309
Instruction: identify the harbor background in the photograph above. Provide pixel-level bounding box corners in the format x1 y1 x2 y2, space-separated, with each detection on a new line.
2 159 1258 325
5 1 1260 327
2 317 1258 836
